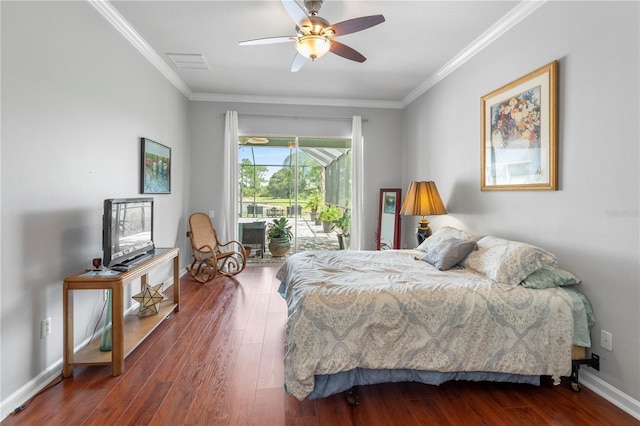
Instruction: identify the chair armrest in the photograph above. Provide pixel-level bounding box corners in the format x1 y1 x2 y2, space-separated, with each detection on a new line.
217 240 244 252
195 244 215 258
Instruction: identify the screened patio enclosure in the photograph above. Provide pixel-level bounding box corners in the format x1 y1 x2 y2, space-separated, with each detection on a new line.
238 135 351 262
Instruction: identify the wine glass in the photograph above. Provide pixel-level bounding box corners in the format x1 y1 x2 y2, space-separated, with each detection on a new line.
92 258 102 270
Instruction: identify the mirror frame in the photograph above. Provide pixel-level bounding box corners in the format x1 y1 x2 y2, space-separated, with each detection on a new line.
377 188 402 250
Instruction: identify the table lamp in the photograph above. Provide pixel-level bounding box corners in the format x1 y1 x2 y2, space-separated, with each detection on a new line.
400 181 447 245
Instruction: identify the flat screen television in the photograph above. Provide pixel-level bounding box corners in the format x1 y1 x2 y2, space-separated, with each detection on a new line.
103 197 154 268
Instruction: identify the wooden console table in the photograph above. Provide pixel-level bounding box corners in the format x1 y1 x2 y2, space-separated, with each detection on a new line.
62 248 179 377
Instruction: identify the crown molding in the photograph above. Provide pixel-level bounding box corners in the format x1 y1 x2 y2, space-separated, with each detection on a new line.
88 0 193 99
190 92 403 109
401 0 547 108
89 0 545 109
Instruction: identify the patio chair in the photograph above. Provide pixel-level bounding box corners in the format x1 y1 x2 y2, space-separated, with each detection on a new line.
186 212 246 282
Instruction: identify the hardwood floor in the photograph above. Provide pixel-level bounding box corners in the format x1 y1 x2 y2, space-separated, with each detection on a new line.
3 265 637 425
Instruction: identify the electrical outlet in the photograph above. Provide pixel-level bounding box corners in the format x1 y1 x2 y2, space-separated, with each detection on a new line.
209 210 215 219
601 330 613 351
41 318 51 338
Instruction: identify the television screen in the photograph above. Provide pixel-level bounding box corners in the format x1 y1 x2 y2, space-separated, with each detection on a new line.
103 198 154 268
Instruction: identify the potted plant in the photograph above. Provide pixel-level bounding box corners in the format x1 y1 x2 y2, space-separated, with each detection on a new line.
317 205 341 233
333 211 351 250
267 217 293 257
314 203 326 225
304 193 323 223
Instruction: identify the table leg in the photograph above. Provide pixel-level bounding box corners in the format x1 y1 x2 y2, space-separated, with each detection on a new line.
173 254 180 312
111 283 125 376
62 283 74 378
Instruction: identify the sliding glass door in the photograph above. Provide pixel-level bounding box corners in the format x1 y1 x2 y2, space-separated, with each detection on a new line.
238 136 351 261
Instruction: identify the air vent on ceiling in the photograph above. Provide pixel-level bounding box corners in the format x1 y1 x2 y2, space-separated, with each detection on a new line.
166 53 210 70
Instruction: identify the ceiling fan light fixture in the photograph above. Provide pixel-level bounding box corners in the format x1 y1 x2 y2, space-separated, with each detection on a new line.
239 0 384 71
296 35 331 60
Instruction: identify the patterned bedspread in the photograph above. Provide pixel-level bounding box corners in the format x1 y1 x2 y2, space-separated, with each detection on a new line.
276 250 575 400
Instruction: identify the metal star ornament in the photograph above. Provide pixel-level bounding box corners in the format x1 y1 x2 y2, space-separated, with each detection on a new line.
132 283 165 315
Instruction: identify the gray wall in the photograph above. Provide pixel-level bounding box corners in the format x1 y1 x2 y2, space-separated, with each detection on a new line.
187 102 403 249
1 0 638 418
1 1 191 412
402 1 639 400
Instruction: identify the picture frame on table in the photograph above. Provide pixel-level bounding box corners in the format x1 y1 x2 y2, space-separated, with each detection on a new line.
481 60 558 191
140 138 171 194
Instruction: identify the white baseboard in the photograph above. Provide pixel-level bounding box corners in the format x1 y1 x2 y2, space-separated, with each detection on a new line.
0 361 62 421
5 368 638 422
1 270 186 421
580 370 640 420
0 302 168 421
5 266 635 422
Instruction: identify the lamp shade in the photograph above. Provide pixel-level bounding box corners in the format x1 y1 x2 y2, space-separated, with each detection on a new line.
400 181 447 217
296 35 332 60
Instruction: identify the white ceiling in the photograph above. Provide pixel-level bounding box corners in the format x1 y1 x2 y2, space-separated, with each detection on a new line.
99 0 541 108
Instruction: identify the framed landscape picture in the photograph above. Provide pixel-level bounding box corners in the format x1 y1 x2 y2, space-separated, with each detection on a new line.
481 61 558 191
383 192 396 214
141 138 171 194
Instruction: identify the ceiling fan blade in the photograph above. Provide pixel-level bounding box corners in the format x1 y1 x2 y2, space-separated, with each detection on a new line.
281 0 311 28
329 40 366 63
291 52 306 72
327 15 385 37
239 36 296 46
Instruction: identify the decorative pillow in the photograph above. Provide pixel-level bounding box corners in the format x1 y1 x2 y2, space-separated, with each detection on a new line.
521 265 581 289
421 237 477 271
461 236 557 286
416 226 483 251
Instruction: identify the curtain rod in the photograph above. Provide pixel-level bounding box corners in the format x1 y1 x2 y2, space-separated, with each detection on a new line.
224 112 367 122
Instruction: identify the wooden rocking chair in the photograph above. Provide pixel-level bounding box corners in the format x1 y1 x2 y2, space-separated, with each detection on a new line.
186 212 246 283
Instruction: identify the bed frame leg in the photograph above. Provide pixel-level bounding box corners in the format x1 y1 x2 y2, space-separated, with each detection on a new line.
345 386 359 406
570 361 582 392
571 353 600 392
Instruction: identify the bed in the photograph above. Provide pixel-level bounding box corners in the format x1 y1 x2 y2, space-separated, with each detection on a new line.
276 227 595 401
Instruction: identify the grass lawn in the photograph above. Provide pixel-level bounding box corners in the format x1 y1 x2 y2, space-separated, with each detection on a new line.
241 196 309 209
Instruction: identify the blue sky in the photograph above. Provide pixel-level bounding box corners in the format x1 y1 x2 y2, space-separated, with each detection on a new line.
239 146 292 180
239 146 290 166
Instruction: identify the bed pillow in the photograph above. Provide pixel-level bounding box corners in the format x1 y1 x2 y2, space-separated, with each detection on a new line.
421 237 477 271
521 265 581 289
416 226 483 251
461 236 557 286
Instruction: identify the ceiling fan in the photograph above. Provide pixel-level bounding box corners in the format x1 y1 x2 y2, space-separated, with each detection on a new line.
239 0 385 72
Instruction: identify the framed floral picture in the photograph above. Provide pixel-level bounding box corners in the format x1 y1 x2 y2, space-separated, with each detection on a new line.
481 61 558 191
141 138 171 194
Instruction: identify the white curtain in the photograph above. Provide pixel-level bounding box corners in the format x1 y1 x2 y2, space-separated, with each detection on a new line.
351 116 364 250
222 111 239 242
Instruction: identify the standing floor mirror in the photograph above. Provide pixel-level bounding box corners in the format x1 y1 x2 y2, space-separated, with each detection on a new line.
377 188 401 250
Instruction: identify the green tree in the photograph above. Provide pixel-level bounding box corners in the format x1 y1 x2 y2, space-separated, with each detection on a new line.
283 151 323 197
239 158 267 197
266 168 293 198
301 165 323 197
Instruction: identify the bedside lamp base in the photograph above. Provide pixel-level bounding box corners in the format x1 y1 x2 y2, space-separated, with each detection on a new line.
416 217 432 245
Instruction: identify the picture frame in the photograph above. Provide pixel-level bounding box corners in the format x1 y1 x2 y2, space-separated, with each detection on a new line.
377 188 401 250
141 138 171 194
481 61 558 191
383 193 396 214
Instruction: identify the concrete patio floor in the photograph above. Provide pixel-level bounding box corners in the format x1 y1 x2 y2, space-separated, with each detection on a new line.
239 215 342 264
